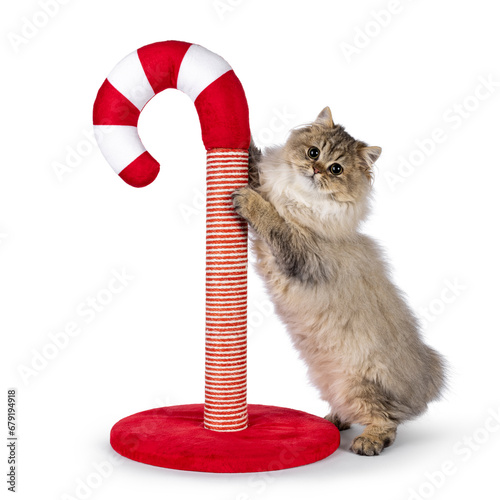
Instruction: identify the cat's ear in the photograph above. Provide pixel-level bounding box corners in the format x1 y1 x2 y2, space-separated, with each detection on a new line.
359 146 382 166
314 107 335 128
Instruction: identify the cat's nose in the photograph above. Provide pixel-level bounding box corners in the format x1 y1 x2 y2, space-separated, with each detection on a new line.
313 167 321 174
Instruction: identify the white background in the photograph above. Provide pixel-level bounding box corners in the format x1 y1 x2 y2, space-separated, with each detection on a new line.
2 1 500 499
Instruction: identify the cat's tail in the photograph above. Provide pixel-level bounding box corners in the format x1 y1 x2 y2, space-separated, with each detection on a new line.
425 345 448 402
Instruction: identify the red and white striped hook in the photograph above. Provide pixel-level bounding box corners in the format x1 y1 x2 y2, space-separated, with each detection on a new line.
93 41 251 432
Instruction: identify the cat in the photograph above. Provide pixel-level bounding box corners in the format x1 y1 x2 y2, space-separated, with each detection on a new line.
232 107 446 455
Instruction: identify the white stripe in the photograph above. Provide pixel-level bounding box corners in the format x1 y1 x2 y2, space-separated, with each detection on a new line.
205 407 246 414
207 188 241 194
207 252 246 258
205 264 247 273
106 50 155 111
205 391 246 398
206 235 246 241
93 125 145 174
205 405 246 411
207 151 248 155
206 210 242 215
206 320 246 326
206 345 246 350
206 296 247 302
177 44 232 102
205 324 247 330
206 426 247 432
205 390 246 397
204 417 247 425
207 161 248 166
207 184 246 189
205 373 247 380
206 382 246 389
206 253 247 257
204 411 247 420
206 258 247 263
207 151 248 156
206 299 247 306
206 195 239 200
206 284 247 290
205 334 246 340
205 374 246 381
206 310 247 314
207 314 247 323
206 379 246 386
206 354 246 361
206 315 246 321
206 217 243 222
206 269 246 273
206 295 247 300
207 167 248 173
205 396 246 403
205 368 247 376
207 226 248 233
206 328 247 335
204 411 247 419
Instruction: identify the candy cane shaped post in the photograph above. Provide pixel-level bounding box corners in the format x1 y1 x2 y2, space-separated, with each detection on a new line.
93 41 340 473
93 41 250 432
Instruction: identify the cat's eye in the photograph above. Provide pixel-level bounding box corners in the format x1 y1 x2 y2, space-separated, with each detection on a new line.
308 147 320 159
328 163 343 175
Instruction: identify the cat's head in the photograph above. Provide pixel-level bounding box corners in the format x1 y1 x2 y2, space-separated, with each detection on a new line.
259 107 381 233
283 107 381 202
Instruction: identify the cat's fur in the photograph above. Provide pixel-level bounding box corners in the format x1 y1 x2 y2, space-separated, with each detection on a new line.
232 107 446 455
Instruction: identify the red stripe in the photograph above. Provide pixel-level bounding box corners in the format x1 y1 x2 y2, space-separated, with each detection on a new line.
206 243 246 248
206 313 246 319
205 372 246 379
205 402 246 413
205 322 246 330
205 360 246 368
205 392 246 400
205 309 246 315
206 291 247 299
205 393 246 399
196 72 251 149
93 79 140 126
206 346 246 353
206 174 248 180
137 41 191 94
118 152 160 188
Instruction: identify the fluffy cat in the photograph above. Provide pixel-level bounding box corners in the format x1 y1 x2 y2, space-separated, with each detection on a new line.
232 107 446 455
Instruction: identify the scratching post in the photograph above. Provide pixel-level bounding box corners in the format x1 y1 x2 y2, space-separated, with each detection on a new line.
205 148 249 431
93 40 340 473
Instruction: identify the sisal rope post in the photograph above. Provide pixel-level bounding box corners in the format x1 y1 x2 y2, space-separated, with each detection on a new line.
204 149 249 431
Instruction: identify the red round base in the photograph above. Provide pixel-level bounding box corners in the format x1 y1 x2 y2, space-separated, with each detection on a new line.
110 404 340 473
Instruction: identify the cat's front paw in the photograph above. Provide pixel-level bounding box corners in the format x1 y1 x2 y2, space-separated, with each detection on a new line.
231 187 261 222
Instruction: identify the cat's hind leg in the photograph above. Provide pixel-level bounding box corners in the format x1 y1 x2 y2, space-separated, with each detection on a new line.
325 412 351 431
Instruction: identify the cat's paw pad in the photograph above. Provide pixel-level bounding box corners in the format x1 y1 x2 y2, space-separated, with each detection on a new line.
350 435 385 456
324 413 351 431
